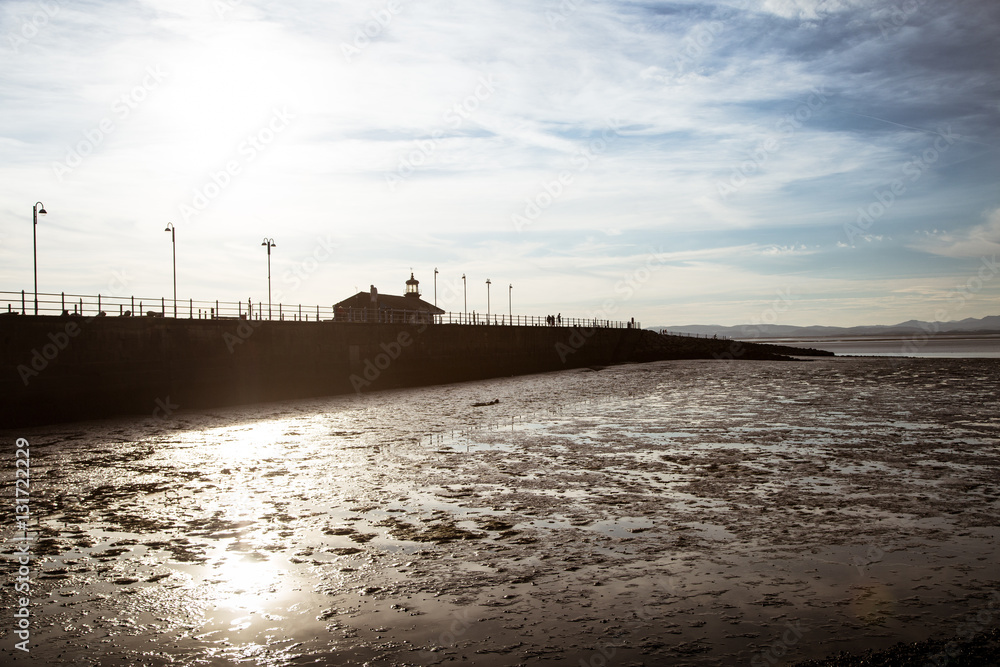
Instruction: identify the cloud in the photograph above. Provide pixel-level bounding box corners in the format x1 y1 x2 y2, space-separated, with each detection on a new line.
911 208 1000 258
755 0 872 21
1 0 999 327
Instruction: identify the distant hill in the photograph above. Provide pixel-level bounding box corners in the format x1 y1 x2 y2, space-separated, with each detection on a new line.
650 315 1000 340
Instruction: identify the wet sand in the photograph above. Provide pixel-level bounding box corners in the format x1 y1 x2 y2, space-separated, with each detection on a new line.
2 357 999 665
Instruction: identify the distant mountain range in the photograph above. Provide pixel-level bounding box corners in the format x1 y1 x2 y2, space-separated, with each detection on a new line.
650 315 1000 340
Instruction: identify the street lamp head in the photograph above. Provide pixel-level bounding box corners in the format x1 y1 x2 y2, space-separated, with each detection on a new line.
262 238 276 247
164 222 174 232
34 202 46 215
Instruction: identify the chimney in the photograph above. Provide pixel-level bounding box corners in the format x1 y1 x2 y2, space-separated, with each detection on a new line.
370 285 377 304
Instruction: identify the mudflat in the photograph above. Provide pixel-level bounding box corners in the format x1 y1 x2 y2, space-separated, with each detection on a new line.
3 357 998 665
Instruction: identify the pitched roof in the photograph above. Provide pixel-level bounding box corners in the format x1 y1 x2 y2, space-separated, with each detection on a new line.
334 291 445 314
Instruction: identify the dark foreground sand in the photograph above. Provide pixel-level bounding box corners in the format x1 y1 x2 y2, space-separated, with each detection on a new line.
2 357 998 665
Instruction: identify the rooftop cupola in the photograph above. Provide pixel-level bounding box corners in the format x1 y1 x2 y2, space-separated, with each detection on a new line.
405 272 420 298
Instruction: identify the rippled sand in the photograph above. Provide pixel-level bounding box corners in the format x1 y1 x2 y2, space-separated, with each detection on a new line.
3 357 999 665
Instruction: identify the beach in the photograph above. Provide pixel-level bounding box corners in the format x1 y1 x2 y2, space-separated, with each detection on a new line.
3 356 999 665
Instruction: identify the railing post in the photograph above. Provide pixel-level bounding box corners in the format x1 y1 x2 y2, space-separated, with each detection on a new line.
61 292 65 313
162 297 165 315
98 294 101 312
216 300 219 318
190 299 193 318
21 290 25 314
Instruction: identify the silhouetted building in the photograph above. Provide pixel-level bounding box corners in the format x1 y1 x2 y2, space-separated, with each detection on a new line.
334 273 444 323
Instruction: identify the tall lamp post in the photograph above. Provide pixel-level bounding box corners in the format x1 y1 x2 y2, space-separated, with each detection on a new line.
164 223 177 318
32 202 46 315
486 278 491 322
508 283 512 322
462 273 467 324
261 238 276 320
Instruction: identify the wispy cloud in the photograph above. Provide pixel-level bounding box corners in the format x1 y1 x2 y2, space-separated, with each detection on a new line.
911 208 1000 258
1 0 998 325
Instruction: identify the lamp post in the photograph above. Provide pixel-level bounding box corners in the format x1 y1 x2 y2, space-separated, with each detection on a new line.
462 273 467 324
486 278 491 322
32 202 46 315
164 223 177 318
261 238 276 320
508 283 512 322
433 267 438 308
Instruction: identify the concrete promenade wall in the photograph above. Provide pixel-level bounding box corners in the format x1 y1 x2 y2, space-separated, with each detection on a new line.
1 315 825 427
1 316 655 427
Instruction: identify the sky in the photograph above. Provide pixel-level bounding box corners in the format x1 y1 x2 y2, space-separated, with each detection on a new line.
1 0 998 327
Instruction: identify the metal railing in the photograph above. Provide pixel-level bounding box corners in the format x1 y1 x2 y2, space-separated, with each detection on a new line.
658 329 730 340
0 290 639 329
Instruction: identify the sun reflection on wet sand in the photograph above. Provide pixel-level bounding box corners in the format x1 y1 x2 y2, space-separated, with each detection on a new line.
2 358 999 665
